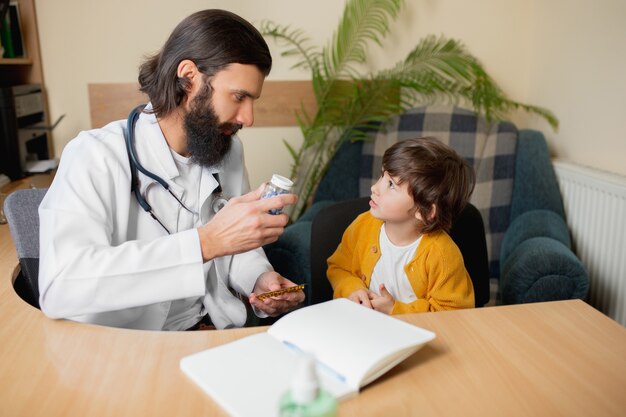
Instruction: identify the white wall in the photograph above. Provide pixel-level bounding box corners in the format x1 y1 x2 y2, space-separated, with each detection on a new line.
525 0 626 176
34 0 626 187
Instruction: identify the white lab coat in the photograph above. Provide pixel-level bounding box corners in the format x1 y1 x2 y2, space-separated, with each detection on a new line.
38 109 272 330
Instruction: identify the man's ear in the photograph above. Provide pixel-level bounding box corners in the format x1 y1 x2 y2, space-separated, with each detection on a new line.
176 59 200 92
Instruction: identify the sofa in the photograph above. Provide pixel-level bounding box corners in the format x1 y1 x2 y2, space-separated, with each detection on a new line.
263 106 589 306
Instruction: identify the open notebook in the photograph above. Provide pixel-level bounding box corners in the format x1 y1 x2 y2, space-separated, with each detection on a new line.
180 298 435 417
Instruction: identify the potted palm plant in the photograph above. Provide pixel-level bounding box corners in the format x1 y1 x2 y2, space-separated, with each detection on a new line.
260 0 557 220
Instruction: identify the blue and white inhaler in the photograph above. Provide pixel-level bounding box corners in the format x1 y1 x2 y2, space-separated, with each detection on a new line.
262 174 294 214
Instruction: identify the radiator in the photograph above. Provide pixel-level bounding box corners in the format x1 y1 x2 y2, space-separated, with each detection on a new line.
553 160 626 326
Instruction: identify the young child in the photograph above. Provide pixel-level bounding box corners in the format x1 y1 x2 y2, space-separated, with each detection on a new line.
327 137 476 314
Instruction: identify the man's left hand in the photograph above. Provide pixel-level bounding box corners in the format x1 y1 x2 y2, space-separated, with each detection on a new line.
249 272 305 316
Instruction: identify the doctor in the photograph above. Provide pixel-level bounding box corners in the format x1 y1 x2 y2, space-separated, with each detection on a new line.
38 9 304 330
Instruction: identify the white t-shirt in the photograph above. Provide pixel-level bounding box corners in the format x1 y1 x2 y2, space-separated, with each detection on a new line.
369 224 421 304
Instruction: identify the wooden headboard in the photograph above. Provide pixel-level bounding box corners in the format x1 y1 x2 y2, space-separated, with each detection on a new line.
87 81 317 129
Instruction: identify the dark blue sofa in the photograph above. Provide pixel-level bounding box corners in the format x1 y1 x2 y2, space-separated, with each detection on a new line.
264 108 589 306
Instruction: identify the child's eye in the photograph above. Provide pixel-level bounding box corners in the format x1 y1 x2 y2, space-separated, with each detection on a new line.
388 180 395 190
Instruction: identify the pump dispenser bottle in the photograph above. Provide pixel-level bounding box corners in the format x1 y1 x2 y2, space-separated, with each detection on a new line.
278 354 337 417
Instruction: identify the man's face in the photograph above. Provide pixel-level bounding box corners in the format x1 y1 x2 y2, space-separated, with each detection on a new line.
184 64 265 167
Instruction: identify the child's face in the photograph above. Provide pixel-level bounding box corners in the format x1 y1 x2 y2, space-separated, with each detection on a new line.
369 171 422 225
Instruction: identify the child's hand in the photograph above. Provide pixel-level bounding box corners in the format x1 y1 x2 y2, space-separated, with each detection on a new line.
370 284 395 314
348 289 374 309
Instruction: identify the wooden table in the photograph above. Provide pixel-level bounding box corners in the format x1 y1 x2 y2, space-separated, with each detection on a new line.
0 173 55 195
1 176 625 416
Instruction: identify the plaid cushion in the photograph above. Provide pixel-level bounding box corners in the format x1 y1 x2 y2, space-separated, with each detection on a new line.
360 105 518 277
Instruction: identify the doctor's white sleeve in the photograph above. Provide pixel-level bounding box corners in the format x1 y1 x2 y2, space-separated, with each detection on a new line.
38 132 206 320
228 248 273 296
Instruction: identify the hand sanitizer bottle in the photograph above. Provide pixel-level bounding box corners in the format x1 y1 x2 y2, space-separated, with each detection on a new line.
279 354 337 417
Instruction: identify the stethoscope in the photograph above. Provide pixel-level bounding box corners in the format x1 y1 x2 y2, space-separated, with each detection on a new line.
125 105 228 234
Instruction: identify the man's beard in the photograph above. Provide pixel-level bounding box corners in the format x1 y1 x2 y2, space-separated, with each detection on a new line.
184 83 242 168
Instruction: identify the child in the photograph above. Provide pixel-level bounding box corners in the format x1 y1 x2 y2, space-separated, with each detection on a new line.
327 137 476 314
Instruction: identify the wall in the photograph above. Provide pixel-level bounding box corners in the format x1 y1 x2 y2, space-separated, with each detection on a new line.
34 0 625 187
525 0 626 176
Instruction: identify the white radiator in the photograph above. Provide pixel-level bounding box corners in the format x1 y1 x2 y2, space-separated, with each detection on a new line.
553 160 626 326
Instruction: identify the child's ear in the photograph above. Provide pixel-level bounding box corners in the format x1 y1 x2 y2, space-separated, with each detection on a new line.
414 204 436 222
425 204 437 221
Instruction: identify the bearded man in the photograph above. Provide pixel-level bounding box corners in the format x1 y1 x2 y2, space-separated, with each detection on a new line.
38 9 304 330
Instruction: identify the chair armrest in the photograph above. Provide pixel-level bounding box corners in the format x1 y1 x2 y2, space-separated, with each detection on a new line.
503 133 588 304
500 237 588 304
500 210 588 304
512 130 565 221
500 209 571 262
297 200 336 222
312 140 363 203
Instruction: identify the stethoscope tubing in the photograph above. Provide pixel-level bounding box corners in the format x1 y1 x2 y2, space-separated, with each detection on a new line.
125 105 216 233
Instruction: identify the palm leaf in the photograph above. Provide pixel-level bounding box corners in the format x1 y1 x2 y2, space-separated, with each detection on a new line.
259 0 559 220
385 36 559 129
323 0 402 79
282 139 298 162
259 21 320 71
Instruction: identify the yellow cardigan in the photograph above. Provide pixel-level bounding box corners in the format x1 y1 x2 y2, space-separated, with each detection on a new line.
327 212 474 314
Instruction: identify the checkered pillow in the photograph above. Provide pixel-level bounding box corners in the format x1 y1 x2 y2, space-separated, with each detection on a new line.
360 105 518 277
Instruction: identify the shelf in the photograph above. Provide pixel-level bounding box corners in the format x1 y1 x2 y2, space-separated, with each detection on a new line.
0 58 33 65
1 0 54 164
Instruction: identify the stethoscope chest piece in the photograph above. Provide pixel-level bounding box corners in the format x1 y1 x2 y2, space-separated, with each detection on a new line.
211 195 229 214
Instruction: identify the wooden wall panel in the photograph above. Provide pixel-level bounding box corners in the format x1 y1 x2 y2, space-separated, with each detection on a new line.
88 84 148 128
88 81 317 129
254 81 317 127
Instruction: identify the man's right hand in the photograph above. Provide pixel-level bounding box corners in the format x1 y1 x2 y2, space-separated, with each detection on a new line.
197 183 297 261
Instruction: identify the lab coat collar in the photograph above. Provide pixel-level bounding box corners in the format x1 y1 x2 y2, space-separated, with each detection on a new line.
135 103 179 181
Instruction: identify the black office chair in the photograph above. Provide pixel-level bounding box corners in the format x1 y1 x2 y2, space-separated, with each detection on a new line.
3 187 48 308
310 197 490 307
